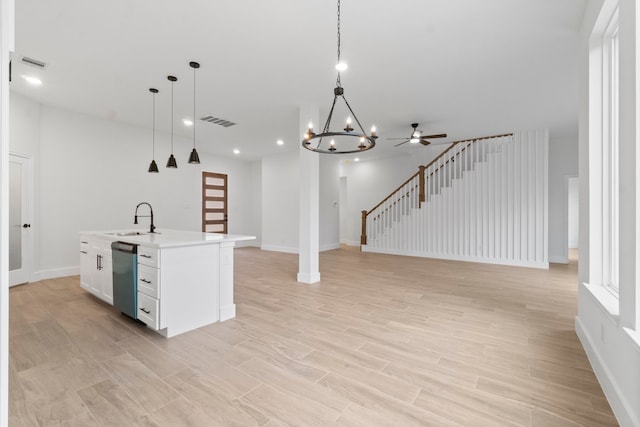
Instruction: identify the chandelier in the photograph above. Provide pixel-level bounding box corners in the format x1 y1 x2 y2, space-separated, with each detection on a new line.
302 0 377 154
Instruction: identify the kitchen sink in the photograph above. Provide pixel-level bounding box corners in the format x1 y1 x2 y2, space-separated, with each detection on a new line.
106 231 161 236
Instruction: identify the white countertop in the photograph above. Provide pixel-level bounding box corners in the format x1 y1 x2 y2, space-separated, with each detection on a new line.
81 229 255 249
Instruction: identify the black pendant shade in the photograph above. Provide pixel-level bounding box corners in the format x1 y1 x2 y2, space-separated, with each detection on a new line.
188 148 200 164
148 88 159 173
188 61 201 164
166 154 177 168
167 75 178 168
148 159 159 173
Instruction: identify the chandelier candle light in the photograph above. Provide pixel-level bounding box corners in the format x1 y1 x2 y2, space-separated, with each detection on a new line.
302 0 377 154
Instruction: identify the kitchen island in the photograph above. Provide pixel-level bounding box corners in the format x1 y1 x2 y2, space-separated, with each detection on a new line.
79 229 255 338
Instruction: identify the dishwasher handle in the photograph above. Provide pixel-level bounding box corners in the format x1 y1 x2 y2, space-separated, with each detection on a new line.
111 241 139 254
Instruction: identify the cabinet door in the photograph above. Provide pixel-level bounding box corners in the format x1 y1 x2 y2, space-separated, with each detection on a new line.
101 253 113 304
79 246 93 291
90 253 102 295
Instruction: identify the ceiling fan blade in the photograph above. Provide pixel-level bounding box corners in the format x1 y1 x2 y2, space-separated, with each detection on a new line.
387 137 411 140
421 133 447 139
394 140 410 147
419 140 431 146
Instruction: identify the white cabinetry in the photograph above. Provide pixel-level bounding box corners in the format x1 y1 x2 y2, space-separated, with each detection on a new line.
79 235 113 304
79 229 254 338
134 243 220 337
137 245 160 330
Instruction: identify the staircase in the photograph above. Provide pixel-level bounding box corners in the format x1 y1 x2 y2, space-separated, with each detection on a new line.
361 130 549 268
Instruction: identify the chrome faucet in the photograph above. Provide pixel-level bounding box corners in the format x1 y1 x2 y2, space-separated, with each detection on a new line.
134 202 156 233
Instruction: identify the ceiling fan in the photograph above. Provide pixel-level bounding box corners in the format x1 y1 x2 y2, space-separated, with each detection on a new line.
388 123 447 147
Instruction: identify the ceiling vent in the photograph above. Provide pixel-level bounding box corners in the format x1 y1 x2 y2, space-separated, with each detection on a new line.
21 56 47 69
200 115 236 128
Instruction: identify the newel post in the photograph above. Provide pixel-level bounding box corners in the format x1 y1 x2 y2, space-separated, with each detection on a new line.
361 210 368 245
418 166 426 206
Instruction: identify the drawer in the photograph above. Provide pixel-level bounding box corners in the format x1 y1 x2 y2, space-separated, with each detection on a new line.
137 264 159 298
93 238 113 252
137 292 159 330
138 246 160 268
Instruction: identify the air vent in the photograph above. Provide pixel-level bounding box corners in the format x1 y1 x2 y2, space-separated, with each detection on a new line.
21 56 47 69
200 115 236 128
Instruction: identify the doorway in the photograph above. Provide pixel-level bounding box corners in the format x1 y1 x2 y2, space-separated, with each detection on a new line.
202 172 228 233
9 153 33 286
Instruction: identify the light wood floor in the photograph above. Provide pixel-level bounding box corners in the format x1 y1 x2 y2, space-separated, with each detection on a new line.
9 247 617 426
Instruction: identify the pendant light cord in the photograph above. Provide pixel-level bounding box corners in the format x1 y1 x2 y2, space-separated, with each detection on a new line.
170 79 174 152
336 0 342 88
152 91 156 158
193 65 196 149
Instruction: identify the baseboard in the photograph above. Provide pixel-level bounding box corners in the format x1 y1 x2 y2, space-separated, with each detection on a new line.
32 266 79 282
219 304 236 322
549 255 569 264
235 240 260 248
320 243 341 252
575 316 637 427
360 247 549 269
260 244 340 254
344 240 361 247
260 244 299 254
297 272 321 284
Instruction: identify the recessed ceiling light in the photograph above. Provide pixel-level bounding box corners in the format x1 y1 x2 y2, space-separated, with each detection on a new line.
354 158 360 162
277 139 284 146
233 149 240 155
21 75 42 86
183 119 193 126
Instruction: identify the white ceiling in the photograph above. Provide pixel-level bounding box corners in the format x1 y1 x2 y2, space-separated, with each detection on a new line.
11 0 586 161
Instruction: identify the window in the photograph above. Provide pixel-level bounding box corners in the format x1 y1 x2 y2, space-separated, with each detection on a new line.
601 8 619 294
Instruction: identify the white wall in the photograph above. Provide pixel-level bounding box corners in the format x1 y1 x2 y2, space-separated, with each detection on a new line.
576 1 640 426
261 150 299 253
9 93 259 280
1 1 14 425
319 156 340 251
548 136 579 263
260 149 340 253
568 176 579 248
340 153 418 246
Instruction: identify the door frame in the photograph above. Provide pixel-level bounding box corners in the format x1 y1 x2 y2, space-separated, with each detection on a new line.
202 172 228 233
9 152 33 286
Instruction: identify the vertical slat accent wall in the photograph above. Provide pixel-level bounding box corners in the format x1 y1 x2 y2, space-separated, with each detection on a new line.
363 130 549 268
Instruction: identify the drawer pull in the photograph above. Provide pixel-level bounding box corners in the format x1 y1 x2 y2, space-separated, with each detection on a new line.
140 254 152 258
140 279 151 284
81 241 88 244
80 250 88 254
140 308 151 314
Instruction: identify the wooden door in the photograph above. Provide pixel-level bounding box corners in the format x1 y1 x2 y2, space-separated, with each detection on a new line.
202 172 228 233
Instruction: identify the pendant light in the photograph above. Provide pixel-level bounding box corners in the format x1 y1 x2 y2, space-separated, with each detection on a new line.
148 88 159 173
301 0 377 154
166 75 178 168
188 61 201 164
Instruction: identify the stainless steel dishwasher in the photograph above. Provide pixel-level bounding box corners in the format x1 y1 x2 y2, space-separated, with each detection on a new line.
111 241 138 319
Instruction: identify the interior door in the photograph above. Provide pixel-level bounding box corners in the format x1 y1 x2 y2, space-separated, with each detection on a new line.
9 154 33 286
202 172 228 233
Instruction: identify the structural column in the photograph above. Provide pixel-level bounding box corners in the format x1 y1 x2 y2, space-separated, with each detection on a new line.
298 105 320 284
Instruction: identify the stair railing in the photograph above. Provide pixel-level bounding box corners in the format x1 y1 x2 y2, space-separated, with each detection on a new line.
360 133 513 245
